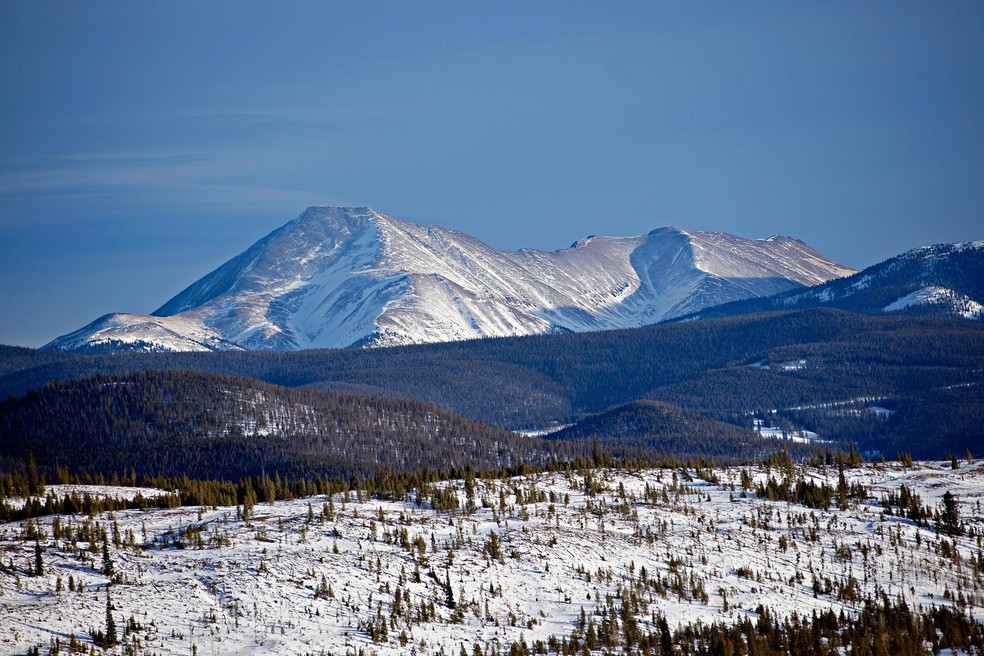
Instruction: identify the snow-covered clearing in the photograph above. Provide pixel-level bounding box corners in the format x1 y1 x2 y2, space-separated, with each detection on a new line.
752 418 824 444
2 461 982 654
3 485 172 511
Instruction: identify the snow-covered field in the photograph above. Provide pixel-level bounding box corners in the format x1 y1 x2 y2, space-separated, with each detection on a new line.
3 485 172 511
2 460 981 654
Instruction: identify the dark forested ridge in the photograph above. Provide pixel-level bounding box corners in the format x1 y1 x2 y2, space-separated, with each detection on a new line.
2 309 982 459
549 399 804 461
0 370 570 482
0 345 83 378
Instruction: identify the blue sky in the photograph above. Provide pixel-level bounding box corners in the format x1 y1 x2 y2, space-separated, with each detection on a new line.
1 1 982 347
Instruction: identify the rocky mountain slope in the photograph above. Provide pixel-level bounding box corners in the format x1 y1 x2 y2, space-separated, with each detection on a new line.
44 207 854 353
684 241 984 322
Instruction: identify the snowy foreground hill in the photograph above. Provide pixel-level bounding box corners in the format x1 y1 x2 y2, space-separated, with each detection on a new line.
45 207 854 352
3 461 983 655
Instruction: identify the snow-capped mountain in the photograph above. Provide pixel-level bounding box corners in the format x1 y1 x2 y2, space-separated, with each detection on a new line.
684 241 984 322
45 207 855 353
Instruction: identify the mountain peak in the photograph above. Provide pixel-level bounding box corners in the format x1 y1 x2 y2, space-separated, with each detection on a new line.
293 205 377 225
646 225 691 238
45 207 856 353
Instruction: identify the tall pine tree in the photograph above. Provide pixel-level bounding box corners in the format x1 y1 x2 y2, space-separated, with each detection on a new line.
940 490 963 536
102 539 114 578
105 588 118 647
33 540 43 576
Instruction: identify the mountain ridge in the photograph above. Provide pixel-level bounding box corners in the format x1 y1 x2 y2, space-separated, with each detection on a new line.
44 206 854 353
10 309 983 460
0 369 560 481
682 240 984 322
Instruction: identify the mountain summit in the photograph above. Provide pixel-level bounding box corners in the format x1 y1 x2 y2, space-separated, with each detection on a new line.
45 207 855 353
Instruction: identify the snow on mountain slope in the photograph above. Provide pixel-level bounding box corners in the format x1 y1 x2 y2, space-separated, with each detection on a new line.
45 207 855 352
883 286 984 319
684 240 984 323
41 313 236 354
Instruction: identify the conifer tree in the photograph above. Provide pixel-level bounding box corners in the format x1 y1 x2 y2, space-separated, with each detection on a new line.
102 539 114 578
26 452 42 496
34 540 43 577
105 588 118 646
242 481 257 522
940 491 963 536
445 569 455 609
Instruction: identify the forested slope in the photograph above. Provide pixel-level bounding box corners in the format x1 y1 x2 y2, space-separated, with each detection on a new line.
549 400 792 461
0 371 566 482
2 310 982 458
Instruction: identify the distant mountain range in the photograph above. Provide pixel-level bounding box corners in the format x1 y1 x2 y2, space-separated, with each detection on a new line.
44 206 854 353
681 241 984 322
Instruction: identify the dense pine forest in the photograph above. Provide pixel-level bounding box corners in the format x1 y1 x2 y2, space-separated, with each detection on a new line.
0 369 832 494
3 310 982 460
548 400 811 461
0 371 570 484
